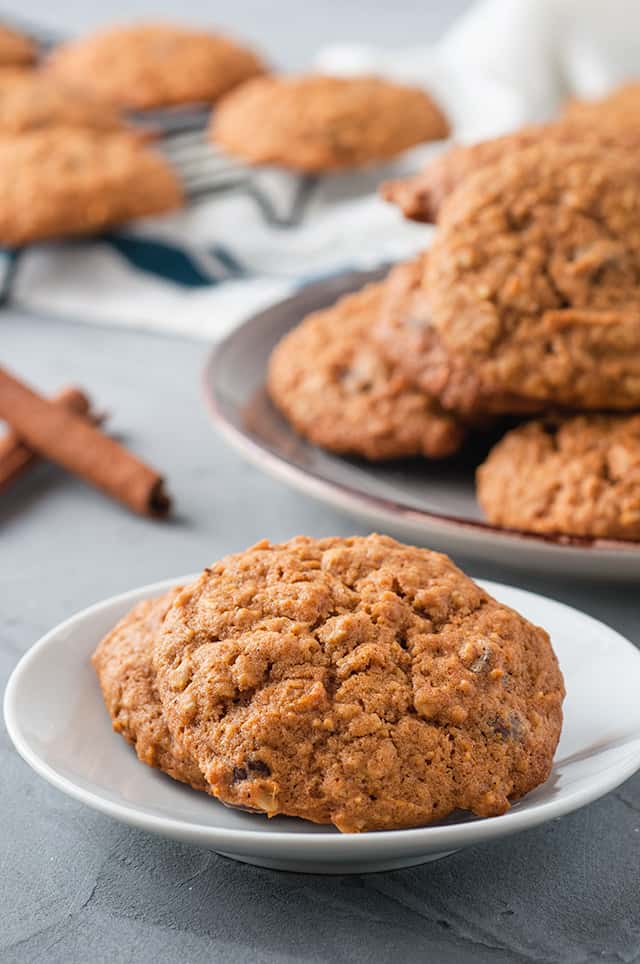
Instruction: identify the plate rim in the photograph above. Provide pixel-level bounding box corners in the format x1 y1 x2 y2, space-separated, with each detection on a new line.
202 270 640 561
5 574 640 855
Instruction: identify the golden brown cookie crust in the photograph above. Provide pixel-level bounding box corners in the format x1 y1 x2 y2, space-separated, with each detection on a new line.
384 143 640 415
267 280 464 461
477 415 640 540
382 120 640 224
92 591 206 790
0 127 183 246
0 24 37 66
211 74 449 172
153 535 564 832
47 22 266 109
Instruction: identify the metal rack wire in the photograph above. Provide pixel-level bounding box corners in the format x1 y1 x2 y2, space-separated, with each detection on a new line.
159 131 319 227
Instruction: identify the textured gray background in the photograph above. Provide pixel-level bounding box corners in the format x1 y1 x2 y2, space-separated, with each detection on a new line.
2 2 640 962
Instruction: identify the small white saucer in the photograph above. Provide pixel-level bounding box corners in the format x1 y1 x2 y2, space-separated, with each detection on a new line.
5 576 640 874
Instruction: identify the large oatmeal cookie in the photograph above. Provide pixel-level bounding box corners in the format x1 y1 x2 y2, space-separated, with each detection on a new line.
153 535 564 832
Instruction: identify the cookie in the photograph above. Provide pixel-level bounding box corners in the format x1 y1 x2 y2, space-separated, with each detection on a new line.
477 415 640 540
47 22 266 109
0 72 129 134
267 280 464 461
153 535 564 832
380 143 640 415
211 74 449 172
0 127 183 246
92 591 206 789
382 121 640 223
0 24 36 66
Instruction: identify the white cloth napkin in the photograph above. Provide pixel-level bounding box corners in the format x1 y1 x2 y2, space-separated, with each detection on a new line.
14 189 433 340
12 0 639 340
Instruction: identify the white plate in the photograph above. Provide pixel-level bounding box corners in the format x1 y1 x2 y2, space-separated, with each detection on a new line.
204 268 640 581
5 575 640 874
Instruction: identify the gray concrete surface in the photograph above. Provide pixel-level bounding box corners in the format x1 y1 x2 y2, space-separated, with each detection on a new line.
2 2 640 962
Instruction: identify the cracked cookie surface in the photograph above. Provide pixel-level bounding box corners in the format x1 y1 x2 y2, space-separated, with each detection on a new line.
153 535 564 832
382 143 640 415
92 591 206 790
477 415 640 540
211 74 448 172
267 280 464 461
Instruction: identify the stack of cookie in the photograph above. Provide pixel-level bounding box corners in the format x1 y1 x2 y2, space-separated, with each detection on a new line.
0 20 270 246
269 94 640 542
93 534 565 832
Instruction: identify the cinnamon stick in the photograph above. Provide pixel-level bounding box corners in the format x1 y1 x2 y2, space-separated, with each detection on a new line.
0 366 171 517
0 386 91 494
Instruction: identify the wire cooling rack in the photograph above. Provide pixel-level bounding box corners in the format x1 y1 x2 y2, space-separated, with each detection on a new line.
0 14 322 303
159 131 319 227
1 12 320 225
